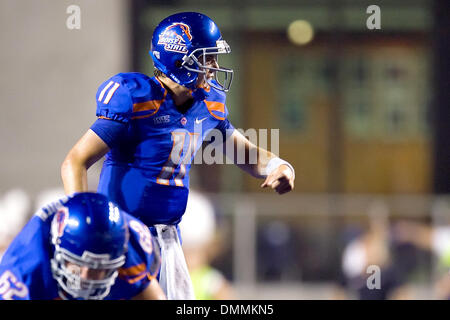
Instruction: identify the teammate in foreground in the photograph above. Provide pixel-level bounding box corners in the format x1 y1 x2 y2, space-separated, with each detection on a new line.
0 192 166 300
61 12 295 299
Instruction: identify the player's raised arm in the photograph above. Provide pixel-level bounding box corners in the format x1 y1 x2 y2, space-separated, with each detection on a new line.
224 129 295 195
61 129 110 194
61 75 133 195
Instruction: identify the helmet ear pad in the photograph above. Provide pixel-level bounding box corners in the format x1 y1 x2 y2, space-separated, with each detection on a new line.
150 49 199 88
169 54 200 87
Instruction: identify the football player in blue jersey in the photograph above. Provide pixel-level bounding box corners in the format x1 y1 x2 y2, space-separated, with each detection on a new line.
61 12 295 299
0 192 166 300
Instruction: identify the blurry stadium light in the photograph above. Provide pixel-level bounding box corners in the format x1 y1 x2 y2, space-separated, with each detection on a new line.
287 20 314 46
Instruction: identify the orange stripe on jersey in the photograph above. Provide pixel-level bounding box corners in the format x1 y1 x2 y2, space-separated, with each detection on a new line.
125 272 149 284
133 100 160 113
98 116 113 120
119 263 147 277
118 263 153 284
132 100 162 119
131 89 167 120
204 100 226 120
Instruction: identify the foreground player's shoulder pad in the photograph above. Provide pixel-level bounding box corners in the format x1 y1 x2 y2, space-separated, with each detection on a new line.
96 72 152 123
0 217 49 299
125 213 154 256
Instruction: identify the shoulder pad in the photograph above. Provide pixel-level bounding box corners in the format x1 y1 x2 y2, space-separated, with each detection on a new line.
95 74 134 123
96 73 166 122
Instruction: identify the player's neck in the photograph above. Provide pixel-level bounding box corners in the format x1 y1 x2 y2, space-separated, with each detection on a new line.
156 75 192 106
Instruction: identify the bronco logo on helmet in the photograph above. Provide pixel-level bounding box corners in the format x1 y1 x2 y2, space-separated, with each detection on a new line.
157 22 193 54
50 207 69 244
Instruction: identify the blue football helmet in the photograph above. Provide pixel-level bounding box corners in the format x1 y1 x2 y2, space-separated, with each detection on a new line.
149 12 233 92
50 192 129 300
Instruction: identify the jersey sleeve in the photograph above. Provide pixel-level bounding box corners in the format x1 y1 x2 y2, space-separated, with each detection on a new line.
89 118 128 149
0 268 31 300
114 215 161 298
215 116 235 140
95 75 133 124
0 215 53 300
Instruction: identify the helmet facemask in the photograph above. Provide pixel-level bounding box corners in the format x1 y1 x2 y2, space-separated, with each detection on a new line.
51 246 126 300
181 40 233 92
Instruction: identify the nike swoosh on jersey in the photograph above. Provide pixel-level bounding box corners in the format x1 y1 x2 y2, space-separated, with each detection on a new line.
195 117 207 124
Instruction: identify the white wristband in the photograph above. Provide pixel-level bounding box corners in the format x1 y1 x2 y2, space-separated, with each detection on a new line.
263 157 295 178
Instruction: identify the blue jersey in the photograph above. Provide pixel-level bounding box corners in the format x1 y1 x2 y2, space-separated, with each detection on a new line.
93 72 234 226
0 209 159 300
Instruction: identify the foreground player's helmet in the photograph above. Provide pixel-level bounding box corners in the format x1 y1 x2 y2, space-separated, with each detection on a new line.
149 11 233 92
50 192 128 300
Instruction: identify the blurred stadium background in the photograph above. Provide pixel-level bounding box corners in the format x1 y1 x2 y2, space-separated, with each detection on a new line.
1 0 450 299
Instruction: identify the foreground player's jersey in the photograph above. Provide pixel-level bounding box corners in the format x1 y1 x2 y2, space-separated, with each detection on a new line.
0 208 159 300
95 72 234 226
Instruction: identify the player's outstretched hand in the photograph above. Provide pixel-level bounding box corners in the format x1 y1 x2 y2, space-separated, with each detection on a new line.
261 164 295 194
